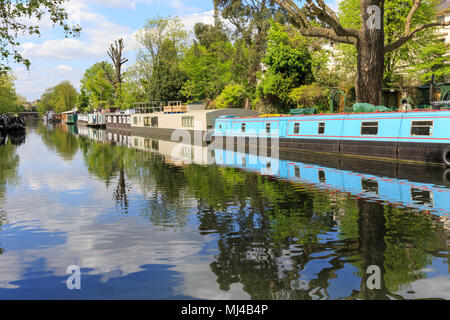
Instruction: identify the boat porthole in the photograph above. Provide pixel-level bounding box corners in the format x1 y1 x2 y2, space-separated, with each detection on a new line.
443 169 450 186
443 147 450 167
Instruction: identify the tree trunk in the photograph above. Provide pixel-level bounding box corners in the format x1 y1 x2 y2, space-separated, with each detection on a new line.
357 199 388 299
355 0 385 105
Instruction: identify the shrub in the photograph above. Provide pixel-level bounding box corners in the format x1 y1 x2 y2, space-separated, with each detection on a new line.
289 83 330 112
214 84 248 109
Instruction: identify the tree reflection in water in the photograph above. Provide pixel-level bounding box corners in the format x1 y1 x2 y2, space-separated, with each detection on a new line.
0 132 21 256
39 124 449 299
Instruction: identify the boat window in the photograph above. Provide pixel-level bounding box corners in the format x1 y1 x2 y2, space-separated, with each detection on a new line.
294 123 300 134
318 170 326 183
151 117 159 127
318 122 325 134
294 166 301 178
411 121 433 136
361 121 379 135
362 178 379 194
411 188 434 207
266 123 271 134
133 117 138 125
182 116 194 128
152 140 159 151
144 117 150 127
241 123 246 133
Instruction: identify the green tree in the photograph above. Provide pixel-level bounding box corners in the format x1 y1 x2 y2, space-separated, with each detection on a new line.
52 81 78 113
215 0 283 87
338 0 449 88
0 0 81 72
181 23 234 104
214 84 248 108
37 87 56 115
77 88 90 113
0 72 19 114
37 81 78 114
134 16 188 102
255 21 313 112
80 62 115 109
274 0 449 105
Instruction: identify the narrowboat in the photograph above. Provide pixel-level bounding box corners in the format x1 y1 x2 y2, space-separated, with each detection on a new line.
44 111 61 123
213 110 450 166
79 108 116 128
0 115 26 133
77 114 88 126
105 109 135 131
214 147 450 221
131 103 259 142
61 110 78 124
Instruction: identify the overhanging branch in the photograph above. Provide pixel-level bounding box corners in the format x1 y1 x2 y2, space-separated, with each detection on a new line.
273 0 359 44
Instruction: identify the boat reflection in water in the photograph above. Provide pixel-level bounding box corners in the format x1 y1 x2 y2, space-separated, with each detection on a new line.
214 147 450 222
77 125 450 221
0 132 26 147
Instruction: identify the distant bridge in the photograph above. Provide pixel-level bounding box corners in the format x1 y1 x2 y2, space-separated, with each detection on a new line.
6 112 40 119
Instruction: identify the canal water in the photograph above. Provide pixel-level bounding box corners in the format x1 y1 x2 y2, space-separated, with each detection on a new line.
0 122 448 300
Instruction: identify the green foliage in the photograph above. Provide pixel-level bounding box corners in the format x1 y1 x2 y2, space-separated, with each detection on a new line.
254 21 315 113
181 24 234 103
338 0 446 87
289 83 330 112
405 40 450 83
264 22 313 84
134 16 188 102
0 0 81 73
255 72 297 112
214 84 248 109
80 62 115 110
0 72 20 114
77 88 90 113
37 80 77 114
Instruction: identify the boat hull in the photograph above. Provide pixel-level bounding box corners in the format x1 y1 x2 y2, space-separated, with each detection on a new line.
213 110 450 166
212 135 450 166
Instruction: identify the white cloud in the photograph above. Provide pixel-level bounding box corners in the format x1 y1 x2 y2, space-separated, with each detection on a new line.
13 0 216 100
180 10 215 32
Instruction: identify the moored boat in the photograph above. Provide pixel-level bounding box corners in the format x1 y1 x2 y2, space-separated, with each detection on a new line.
213 109 450 166
0 114 26 133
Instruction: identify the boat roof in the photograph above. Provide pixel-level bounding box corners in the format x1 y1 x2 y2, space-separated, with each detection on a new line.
216 109 450 121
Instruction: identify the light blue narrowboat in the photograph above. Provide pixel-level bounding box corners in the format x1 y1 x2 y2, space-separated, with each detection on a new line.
213 110 450 166
214 147 450 220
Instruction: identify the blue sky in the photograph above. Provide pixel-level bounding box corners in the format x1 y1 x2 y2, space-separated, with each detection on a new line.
14 0 216 101
13 0 341 101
